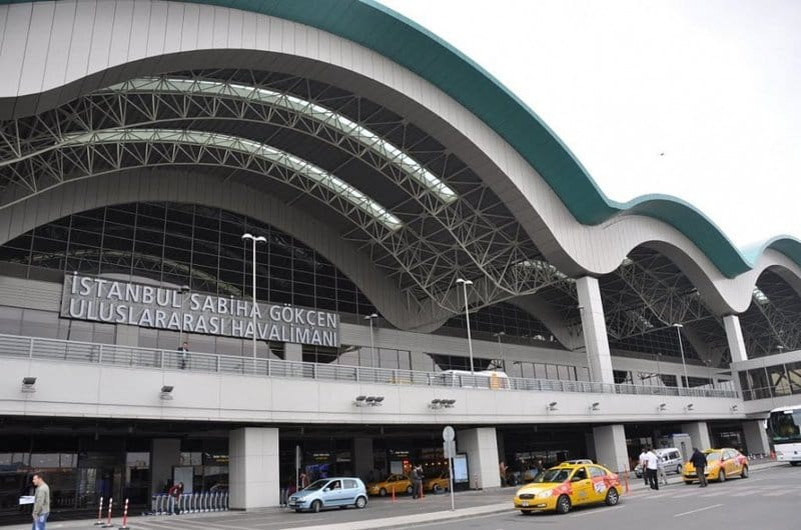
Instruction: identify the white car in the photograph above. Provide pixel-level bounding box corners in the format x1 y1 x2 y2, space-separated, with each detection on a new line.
288 477 368 513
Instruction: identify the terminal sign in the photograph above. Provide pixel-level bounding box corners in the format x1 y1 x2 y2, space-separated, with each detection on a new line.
60 274 340 347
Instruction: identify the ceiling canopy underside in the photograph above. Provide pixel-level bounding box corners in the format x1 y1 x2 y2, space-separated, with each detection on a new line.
1 0 801 361
0 0 785 277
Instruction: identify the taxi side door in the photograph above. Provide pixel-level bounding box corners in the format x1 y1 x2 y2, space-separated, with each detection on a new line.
721 449 738 477
569 467 594 505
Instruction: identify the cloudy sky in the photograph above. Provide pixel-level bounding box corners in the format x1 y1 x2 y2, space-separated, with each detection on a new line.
379 0 801 248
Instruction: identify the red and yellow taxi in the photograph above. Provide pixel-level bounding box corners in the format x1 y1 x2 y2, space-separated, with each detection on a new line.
682 448 749 484
513 462 622 515
366 474 413 496
424 471 450 493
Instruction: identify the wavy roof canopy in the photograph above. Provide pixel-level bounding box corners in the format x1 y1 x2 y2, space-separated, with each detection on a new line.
3 0 800 278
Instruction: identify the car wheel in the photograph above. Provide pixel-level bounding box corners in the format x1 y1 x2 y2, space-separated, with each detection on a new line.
311 500 322 513
605 488 619 506
741 466 749 479
355 496 367 509
521 510 533 516
676 464 683 474
433 484 444 494
555 494 571 515
378 488 387 497
406 485 413 495
791 462 801 467
683 480 693 486
718 470 726 483
294 509 302 513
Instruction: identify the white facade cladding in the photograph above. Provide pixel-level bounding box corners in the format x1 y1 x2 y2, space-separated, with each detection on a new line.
0 0 799 516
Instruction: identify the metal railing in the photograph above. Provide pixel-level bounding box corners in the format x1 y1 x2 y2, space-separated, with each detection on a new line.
0 333 738 398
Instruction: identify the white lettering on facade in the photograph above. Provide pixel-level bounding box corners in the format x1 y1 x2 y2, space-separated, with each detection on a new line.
61 275 340 347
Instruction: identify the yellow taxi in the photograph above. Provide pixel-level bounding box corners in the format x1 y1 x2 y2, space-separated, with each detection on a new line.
366 474 413 496
424 471 450 493
513 462 621 515
682 448 749 484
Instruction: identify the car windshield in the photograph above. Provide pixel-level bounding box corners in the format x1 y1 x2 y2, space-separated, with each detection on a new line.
705 452 722 462
533 468 570 483
304 480 329 491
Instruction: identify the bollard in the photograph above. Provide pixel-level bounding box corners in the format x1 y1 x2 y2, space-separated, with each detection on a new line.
101 497 114 528
118 498 130 530
94 496 105 526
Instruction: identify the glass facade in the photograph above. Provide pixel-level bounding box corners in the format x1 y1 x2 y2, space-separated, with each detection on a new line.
739 361 801 401
0 202 553 355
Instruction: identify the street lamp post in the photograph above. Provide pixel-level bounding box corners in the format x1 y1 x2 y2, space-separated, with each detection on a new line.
577 305 593 382
656 352 662 386
177 285 190 345
242 233 267 363
493 331 506 371
456 278 475 374
673 323 689 391
365 313 379 368
705 359 714 389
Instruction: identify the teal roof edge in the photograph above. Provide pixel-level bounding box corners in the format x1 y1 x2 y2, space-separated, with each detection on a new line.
3 0 798 278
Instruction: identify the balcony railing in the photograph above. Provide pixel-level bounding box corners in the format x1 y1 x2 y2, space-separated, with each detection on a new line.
0 333 738 398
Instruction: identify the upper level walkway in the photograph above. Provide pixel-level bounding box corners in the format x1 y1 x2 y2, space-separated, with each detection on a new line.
0 333 738 399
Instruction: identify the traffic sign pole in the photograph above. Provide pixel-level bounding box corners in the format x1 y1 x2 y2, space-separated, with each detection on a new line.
442 426 456 511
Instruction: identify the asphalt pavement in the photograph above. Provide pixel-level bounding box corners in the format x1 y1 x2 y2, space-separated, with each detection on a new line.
4 458 784 530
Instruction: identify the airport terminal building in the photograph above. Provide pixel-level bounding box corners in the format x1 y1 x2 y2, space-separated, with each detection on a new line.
0 0 799 520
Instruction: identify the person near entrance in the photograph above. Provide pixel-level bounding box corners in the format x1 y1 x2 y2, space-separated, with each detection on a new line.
411 465 423 499
645 447 659 490
638 447 649 485
31 473 50 530
690 447 708 487
168 481 184 514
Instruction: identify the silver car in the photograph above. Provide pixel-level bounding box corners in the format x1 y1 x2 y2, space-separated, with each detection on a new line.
288 477 368 513
635 448 684 477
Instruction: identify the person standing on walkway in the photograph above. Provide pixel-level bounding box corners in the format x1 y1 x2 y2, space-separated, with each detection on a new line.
645 447 659 490
177 341 189 369
690 447 708 487
638 447 649 485
31 473 50 530
657 453 669 485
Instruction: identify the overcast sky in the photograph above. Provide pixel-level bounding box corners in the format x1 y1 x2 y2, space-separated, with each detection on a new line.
379 0 801 248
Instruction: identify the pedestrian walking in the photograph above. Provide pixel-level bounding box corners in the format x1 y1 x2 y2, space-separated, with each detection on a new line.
645 447 659 490
690 447 708 487
657 454 669 485
177 341 189 369
299 470 309 489
638 447 649 486
31 473 50 530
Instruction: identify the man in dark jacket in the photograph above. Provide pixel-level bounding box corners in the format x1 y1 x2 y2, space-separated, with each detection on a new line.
690 448 708 487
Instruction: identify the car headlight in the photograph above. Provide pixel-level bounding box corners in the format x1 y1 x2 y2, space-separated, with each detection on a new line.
536 490 553 499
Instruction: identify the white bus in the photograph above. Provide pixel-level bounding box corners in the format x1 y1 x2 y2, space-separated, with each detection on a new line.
767 405 801 466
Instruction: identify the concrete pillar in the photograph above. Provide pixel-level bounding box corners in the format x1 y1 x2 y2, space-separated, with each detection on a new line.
353 438 373 484
115 324 139 347
681 422 712 450
724 315 748 362
592 425 629 472
576 276 614 384
585 431 597 463
458 427 500 489
229 428 280 509
285 343 302 363
150 439 180 494
742 420 770 457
